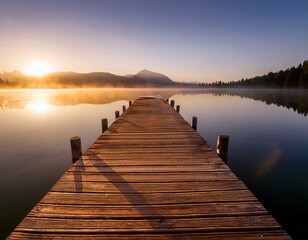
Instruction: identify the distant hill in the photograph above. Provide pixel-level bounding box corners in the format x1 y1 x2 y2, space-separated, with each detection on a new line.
133 69 174 84
43 71 130 87
0 69 185 88
0 71 24 82
41 70 174 87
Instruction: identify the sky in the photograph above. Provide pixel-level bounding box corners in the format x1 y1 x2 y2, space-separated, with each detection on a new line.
0 0 308 83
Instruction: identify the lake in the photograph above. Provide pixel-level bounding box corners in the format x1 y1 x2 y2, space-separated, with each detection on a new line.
1 88 308 239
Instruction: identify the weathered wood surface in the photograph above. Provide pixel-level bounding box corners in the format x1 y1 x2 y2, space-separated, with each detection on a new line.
8 98 290 239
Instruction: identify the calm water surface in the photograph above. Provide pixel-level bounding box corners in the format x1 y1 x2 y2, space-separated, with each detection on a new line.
1 88 308 239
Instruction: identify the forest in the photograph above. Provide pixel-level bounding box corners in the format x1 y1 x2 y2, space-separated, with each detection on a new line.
200 60 308 88
0 78 16 87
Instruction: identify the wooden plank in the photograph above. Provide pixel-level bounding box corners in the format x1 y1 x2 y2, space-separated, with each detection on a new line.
39 190 257 205
74 159 226 166
8 97 290 239
28 201 267 218
15 215 281 233
8 231 291 240
67 165 230 173
79 153 221 161
82 153 220 160
51 180 247 193
59 171 238 182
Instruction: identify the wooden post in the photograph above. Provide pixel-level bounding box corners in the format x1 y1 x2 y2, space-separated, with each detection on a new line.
170 100 175 107
166 98 169 103
192 116 198 131
176 105 180 113
115 110 120 119
216 135 229 163
70 136 82 163
122 105 126 113
129 100 132 106
101 118 108 133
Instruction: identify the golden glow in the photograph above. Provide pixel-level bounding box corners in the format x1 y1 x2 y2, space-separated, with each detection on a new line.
24 60 54 76
26 100 53 113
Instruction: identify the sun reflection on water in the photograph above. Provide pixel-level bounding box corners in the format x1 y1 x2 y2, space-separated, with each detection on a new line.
26 100 53 113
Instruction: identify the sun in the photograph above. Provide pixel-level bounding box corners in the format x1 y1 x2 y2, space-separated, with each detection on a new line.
24 60 54 76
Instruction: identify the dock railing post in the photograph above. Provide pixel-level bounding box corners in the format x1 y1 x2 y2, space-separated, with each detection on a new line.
70 136 82 163
216 135 229 163
115 110 120 119
170 100 175 107
129 100 132 107
176 105 180 113
192 116 198 131
102 118 108 133
122 105 126 113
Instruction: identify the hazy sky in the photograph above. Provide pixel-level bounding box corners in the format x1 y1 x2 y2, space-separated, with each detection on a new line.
1 0 308 83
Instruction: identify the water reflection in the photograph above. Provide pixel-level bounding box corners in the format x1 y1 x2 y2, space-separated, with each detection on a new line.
0 98 28 109
0 89 178 109
26 100 54 113
204 89 308 116
1 88 308 117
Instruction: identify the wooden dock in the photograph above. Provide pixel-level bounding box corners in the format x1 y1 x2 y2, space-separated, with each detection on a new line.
8 97 290 239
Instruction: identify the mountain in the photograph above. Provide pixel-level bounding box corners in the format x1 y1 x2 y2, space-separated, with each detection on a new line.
41 71 145 87
134 69 174 84
0 69 189 88
42 70 175 87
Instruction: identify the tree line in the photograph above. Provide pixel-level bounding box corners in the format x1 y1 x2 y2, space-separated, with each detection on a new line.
200 60 308 88
0 78 17 87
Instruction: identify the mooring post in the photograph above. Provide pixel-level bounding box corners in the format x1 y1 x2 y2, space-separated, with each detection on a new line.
216 135 229 163
115 110 120 119
192 116 198 131
70 136 82 163
129 100 132 107
176 105 180 113
101 118 108 133
170 100 175 107
122 105 126 113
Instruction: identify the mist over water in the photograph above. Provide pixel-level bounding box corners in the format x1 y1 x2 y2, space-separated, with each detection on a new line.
1 88 308 239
